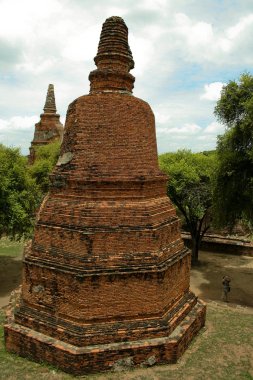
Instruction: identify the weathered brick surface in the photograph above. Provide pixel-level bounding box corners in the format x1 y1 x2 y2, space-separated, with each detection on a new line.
5 299 206 375
5 16 206 374
17 251 191 332
28 84 63 164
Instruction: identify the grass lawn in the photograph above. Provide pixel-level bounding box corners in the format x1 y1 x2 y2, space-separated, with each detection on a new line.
0 237 24 258
0 303 252 380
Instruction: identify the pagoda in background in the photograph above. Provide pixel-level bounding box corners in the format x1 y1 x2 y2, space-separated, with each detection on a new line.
28 84 63 164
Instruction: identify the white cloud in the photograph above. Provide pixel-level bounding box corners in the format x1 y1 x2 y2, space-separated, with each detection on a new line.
0 0 62 40
174 13 213 46
0 116 38 152
16 57 56 74
201 82 225 101
167 123 201 135
203 121 225 136
156 118 225 153
227 14 253 39
172 12 253 65
0 116 37 131
155 111 171 125
204 121 224 134
139 0 168 11
0 0 252 155
61 24 100 63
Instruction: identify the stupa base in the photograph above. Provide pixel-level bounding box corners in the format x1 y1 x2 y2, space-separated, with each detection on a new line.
4 299 206 375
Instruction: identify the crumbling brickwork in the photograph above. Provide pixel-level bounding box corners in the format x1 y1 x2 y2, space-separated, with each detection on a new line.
28 84 63 164
5 16 206 374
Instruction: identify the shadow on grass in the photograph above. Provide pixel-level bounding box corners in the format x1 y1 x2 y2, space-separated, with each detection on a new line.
0 255 22 298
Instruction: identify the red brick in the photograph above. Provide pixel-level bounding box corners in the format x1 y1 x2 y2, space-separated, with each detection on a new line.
5 16 206 375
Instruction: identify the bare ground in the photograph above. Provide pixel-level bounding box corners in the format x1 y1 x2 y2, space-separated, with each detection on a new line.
190 251 253 307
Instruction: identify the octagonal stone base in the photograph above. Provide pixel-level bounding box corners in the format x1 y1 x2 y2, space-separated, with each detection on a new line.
4 297 206 375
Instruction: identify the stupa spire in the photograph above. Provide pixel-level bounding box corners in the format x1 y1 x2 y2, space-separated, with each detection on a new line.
5 16 205 375
43 84 57 114
89 16 135 94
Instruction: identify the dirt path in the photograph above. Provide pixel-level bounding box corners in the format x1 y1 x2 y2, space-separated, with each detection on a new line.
1 250 253 309
0 255 22 308
190 251 253 307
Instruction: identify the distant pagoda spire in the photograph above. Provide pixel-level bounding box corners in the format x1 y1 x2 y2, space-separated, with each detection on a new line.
89 16 135 94
43 84 57 114
28 84 63 164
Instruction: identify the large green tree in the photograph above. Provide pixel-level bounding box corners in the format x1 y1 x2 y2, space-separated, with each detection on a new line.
214 73 253 229
29 141 60 195
0 144 40 240
159 150 216 264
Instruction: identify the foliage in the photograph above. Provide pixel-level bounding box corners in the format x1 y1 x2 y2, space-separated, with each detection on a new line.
29 141 60 194
159 150 216 263
0 144 40 240
214 73 253 228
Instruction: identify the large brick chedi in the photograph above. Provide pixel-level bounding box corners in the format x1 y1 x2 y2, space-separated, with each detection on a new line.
28 84 63 164
5 17 206 374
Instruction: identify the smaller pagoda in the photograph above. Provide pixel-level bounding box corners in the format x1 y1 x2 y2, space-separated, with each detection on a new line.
28 84 63 164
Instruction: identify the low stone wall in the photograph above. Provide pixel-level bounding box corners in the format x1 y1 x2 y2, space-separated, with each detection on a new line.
182 233 253 256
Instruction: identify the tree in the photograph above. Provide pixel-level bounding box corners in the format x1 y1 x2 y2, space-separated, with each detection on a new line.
29 141 60 195
214 73 253 230
159 150 216 264
0 144 40 240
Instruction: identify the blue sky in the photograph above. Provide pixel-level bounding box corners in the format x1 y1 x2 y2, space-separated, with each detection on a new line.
0 0 253 154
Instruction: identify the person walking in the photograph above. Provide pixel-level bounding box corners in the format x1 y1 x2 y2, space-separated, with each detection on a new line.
222 275 231 302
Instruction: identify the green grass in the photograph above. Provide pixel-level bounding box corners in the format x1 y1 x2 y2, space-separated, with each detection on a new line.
0 237 24 258
1 304 253 380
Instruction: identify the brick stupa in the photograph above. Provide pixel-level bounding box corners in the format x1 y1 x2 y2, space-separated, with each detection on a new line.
28 84 63 164
5 17 206 375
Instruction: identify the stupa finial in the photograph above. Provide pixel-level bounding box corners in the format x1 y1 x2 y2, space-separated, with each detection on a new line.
43 84 57 114
89 16 135 94
95 16 134 71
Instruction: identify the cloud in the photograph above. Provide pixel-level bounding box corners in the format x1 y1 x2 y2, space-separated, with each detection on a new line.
0 0 63 40
0 115 38 152
0 0 252 156
172 12 253 65
201 82 225 101
227 14 253 39
156 116 225 153
204 121 225 134
157 123 201 135
61 25 100 63
174 13 213 46
0 39 22 69
0 116 38 131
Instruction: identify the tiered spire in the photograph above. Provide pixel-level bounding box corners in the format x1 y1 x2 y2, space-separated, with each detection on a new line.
28 84 63 164
5 17 205 375
43 84 57 114
89 16 135 94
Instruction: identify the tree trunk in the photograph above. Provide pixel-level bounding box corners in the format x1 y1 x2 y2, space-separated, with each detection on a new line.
191 236 200 265
190 213 211 265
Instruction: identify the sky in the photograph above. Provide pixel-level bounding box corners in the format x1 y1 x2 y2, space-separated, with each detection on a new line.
0 0 253 155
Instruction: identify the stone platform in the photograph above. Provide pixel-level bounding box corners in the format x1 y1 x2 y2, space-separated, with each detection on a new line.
5 289 205 375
